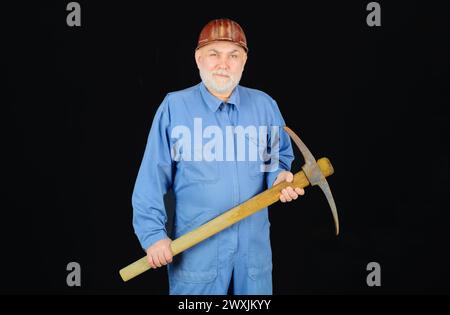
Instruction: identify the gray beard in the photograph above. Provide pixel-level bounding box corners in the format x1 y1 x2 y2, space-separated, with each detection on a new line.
199 69 242 95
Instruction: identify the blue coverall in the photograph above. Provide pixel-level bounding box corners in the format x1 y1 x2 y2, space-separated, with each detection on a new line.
132 82 294 294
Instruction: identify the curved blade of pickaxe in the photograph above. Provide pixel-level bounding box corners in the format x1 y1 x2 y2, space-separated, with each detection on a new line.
283 126 340 235
317 180 339 235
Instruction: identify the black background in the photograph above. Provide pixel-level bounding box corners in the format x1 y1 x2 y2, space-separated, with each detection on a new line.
3 1 449 294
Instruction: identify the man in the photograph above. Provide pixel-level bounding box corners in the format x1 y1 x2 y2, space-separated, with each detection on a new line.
132 18 304 295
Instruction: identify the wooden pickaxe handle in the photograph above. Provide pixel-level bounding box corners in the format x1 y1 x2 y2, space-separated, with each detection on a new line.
119 157 334 282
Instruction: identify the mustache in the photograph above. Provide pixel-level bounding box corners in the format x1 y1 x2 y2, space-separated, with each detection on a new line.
212 70 230 77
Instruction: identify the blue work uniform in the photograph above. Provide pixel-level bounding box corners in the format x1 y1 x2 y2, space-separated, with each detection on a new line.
132 82 294 294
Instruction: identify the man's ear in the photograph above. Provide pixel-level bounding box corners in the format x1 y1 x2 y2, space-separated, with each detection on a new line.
194 49 202 69
242 52 248 67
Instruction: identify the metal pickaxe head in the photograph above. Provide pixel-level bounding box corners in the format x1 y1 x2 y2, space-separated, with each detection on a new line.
284 126 340 235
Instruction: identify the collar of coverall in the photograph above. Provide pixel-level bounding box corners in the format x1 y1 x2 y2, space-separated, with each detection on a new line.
199 81 241 112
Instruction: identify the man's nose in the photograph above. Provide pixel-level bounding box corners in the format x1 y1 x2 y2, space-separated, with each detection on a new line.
217 55 230 69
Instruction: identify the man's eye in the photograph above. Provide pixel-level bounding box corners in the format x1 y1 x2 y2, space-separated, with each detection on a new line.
231 55 238 58
210 53 217 57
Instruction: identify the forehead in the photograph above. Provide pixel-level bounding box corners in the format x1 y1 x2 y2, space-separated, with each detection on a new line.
200 41 245 54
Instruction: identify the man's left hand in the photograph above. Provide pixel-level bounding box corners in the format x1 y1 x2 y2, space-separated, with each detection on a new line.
272 171 305 203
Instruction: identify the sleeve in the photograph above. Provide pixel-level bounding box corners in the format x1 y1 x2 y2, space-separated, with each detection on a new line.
265 98 295 188
132 96 173 251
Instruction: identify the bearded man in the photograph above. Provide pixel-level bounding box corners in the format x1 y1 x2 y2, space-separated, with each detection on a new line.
132 18 304 295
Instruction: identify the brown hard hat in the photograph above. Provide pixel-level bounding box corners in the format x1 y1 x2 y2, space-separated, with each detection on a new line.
196 18 248 52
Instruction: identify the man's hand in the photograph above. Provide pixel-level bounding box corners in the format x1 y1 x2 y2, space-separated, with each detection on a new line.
272 171 305 202
146 238 173 269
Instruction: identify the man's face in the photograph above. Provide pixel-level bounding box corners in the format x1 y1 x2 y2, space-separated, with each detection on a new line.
195 41 247 95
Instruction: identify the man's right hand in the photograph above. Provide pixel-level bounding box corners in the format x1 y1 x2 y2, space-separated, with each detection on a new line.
146 238 173 269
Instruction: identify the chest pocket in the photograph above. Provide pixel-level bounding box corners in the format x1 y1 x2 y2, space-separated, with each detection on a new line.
248 160 264 178
181 160 220 183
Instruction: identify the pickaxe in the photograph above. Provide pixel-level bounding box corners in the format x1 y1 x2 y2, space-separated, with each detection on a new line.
119 126 339 281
